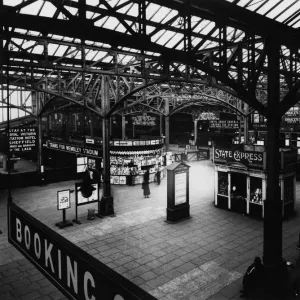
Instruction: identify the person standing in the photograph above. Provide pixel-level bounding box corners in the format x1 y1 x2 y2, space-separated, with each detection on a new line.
142 180 150 198
144 169 150 182
156 169 161 185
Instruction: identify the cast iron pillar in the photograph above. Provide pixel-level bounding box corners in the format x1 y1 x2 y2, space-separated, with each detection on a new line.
100 76 114 216
263 38 287 291
122 113 126 140
165 99 170 150
243 104 249 144
194 119 198 144
36 90 44 185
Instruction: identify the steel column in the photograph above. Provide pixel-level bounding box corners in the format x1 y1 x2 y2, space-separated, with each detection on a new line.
263 38 287 289
122 113 126 140
194 119 198 144
100 76 114 216
165 99 170 150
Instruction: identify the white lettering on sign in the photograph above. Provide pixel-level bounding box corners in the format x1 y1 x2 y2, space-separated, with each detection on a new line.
45 240 55 273
34 233 41 259
214 149 263 163
84 271 96 300
12 212 151 300
67 256 78 294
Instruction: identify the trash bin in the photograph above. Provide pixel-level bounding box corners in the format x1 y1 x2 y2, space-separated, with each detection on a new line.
87 209 96 220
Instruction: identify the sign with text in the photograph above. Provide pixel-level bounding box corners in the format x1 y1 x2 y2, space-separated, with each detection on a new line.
209 120 240 129
9 128 37 152
8 203 157 300
283 116 300 124
132 115 156 126
175 173 187 205
214 147 264 170
46 141 101 158
57 190 71 210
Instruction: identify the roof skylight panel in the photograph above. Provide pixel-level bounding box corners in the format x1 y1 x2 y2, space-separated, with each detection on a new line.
86 0 101 5
94 16 109 27
276 2 300 23
150 6 172 23
193 19 210 33
200 22 216 35
31 45 44 54
47 44 59 56
126 3 139 17
53 45 68 57
162 9 178 24
3 0 22 6
255 0 282 15
39 1 56 18
236 0 253 8
266 0 296 19
65 5 78 16
164 33 184 48
20 0 43 16
147 3 161 20
246 0 269 11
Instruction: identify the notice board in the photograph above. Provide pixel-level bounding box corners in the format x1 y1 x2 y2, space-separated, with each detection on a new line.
9 127 37 152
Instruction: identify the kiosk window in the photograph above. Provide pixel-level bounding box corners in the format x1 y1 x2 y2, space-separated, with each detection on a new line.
250 177 262 204
77 157 87 173
218 172 228 196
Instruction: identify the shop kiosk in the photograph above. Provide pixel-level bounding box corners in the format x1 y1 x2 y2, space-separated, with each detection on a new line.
213 144 296 219
109 137 164 185
166 162 190 223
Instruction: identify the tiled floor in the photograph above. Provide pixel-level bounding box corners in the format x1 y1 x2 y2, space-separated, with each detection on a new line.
1 159 300 299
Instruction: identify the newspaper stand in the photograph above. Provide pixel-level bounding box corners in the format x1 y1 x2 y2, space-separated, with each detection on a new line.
73 182 100 224
55 189 73 229
213 144 296 219
166 162 190 223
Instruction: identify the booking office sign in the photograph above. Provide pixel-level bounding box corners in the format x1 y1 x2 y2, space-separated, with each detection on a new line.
8 203 157 300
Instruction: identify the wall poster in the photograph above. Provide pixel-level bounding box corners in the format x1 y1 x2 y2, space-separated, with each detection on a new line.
175 172 187 205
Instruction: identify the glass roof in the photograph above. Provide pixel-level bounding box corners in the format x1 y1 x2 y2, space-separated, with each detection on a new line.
1 0 300 122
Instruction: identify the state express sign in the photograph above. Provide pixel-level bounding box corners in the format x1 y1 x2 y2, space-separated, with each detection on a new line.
214 148 264 170
8 203 157 300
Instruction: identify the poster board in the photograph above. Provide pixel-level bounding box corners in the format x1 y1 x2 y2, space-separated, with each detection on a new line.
174 173 187 205
75 183 99 206
57 189 71 210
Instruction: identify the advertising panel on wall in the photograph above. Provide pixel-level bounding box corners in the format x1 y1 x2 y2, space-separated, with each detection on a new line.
213 147 265 170
8 203 157 300
9 127 37 153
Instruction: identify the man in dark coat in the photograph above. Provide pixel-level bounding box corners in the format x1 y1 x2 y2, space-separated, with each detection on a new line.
240 257 264 298
142 180 150 198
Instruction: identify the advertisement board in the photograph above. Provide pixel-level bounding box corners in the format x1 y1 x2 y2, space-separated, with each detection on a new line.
9 127 37 152
174 173 187 205
8 203 157 300
214 147 264 170
57 190 71 210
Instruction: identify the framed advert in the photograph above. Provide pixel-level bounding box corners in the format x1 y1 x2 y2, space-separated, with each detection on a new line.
57 189 71 210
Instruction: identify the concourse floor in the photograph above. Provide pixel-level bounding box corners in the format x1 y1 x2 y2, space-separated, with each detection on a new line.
1 159 300 300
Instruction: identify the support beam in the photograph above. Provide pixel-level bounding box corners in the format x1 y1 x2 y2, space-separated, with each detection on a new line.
194 119 198 144
100 76 114 216
263 38 287 291
36 90 44 185
122 113 126 140
165 99 170 151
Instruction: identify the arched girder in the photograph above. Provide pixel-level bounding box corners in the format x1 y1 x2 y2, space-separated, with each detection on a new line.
169 98 244 118
113 102 164 117
107 79 165 117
